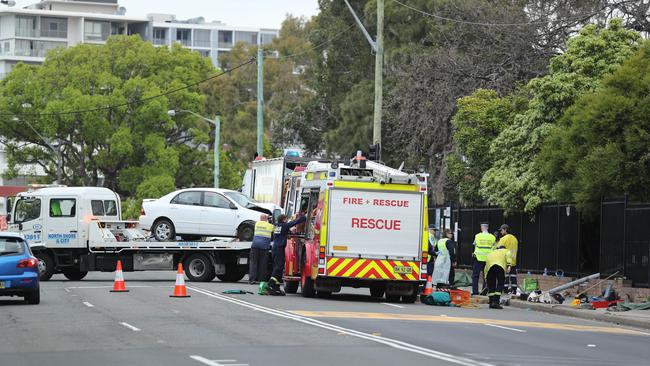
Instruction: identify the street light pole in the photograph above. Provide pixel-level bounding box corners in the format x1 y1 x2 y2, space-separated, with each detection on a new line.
256 47 264 158
168 109 220 188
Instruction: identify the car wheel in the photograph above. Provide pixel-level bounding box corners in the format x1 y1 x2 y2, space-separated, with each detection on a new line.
284 280 299 294
236 222 255 241
35 252 54 281
63 269 88 281
184 254 215 282
25 288 40 305
153 219 175 241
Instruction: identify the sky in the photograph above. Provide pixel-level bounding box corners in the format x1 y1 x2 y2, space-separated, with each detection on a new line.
14 0 321 29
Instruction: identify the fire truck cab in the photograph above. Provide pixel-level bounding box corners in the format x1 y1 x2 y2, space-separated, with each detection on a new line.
282 154 429 302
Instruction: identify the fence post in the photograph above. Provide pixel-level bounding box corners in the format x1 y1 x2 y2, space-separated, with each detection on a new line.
622 194 628 279
556 202 561 271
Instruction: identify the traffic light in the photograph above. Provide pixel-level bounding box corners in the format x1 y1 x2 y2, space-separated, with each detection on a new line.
368 143 380 161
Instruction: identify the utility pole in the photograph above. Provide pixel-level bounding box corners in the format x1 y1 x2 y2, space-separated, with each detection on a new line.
256 47 264 157
214 116 220 188
344 0 384 157
374 0 384 151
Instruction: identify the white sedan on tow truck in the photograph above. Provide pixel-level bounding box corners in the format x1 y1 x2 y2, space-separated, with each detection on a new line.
139 188 278 242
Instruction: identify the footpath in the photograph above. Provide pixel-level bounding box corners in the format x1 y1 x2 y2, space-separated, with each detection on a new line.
509 299 650 330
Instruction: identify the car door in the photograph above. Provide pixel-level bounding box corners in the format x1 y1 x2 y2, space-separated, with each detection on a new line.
168 191 203 234
200 192 237 236
45 197 79 248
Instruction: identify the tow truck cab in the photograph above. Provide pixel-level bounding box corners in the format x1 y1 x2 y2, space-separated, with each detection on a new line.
282 156 429 302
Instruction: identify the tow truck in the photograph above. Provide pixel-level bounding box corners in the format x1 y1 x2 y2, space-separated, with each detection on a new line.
3 186 251 282
282 153 429 302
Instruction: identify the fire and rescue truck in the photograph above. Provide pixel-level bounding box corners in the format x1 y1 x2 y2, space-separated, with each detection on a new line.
4 186 251 282
282 154 429 302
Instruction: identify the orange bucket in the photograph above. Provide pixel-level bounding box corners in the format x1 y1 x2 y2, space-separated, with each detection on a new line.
449 289 471 305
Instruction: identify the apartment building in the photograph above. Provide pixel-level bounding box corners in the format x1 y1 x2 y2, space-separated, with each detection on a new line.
0 0 279 78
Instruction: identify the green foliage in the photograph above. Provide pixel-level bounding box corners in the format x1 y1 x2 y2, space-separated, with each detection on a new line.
326 80 374 155
446 89 524 204
0 36 215 197
478 20 641 213
539 40 650 212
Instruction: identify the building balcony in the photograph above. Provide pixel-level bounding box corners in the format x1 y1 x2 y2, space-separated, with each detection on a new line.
153 38 167 46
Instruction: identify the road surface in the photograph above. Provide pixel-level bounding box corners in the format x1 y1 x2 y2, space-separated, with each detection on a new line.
1 272 649 366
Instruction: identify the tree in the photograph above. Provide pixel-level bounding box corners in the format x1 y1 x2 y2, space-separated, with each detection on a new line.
539 40 650 213
446 89 526 204
0 36 215 197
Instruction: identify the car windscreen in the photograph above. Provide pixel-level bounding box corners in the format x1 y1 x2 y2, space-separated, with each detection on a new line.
224 192 257 208
0 238 25 256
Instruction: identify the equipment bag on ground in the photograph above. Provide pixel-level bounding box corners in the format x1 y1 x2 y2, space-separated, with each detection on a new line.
423 291 453 306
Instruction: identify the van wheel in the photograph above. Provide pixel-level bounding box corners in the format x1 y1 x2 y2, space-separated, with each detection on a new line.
25 288 40 305
236 222 255 241
152 219 175 241
35 252 54 281
184 254 216 282
63 269 88 281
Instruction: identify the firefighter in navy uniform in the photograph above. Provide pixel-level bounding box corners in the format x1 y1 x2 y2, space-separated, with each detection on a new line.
268 213 307 295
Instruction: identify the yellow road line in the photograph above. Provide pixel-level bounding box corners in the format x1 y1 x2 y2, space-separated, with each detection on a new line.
290 311 649 336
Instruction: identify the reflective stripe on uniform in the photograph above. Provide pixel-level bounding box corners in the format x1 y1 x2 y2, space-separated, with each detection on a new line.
436 238 449 255
254 221 274 238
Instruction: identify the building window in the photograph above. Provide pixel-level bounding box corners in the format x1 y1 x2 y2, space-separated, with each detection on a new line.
193 29 210 48
196 49 210 58
153 27 167 45
176 29 191 47
16 16 38 38
218 30 232 48
234 31 258 45
40 17 68 38
111 22 125 35
261 32 276 45
84 20 110 41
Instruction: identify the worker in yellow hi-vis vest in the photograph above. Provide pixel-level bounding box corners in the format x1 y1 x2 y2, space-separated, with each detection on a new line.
499 224 519 293
472 222 496 295
485 244 513 309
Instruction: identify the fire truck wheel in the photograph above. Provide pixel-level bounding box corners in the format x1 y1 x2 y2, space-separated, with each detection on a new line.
401 283 419 303
369 285 385 298
385 294 401 303
300 272 315 298
284 280 299 294
316 291 332 298
35 252 54 281
63 269 88 281
184 254 216 282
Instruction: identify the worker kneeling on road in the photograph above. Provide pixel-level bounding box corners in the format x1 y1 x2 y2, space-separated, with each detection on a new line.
485 243 513 309
268 213 306 296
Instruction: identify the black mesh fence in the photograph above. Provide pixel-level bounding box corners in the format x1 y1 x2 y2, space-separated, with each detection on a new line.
431 203 583 277
433 198 649 287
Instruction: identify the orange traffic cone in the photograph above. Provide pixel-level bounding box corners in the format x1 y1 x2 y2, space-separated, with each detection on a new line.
110 260 129 292
420 275 433 302
170 263 190 298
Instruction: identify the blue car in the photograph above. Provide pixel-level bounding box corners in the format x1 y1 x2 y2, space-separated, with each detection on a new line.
0 233 40 304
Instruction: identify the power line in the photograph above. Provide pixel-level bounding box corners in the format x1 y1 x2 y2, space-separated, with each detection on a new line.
1 57 256 118
391 0 603 27
264 22 358 61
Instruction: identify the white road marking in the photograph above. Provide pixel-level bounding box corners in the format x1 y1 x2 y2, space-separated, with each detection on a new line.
188 286 494 366
82 301 94 308
587 344 597 347
119 322 141 332
484 323 526 333
65 285 162 289
189 355 249 366
381 302 405 309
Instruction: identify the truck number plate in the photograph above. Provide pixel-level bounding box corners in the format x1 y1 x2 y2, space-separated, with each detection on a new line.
393 266 412 274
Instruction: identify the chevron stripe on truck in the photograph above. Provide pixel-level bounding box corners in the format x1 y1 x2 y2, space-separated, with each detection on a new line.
326 257 419 281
